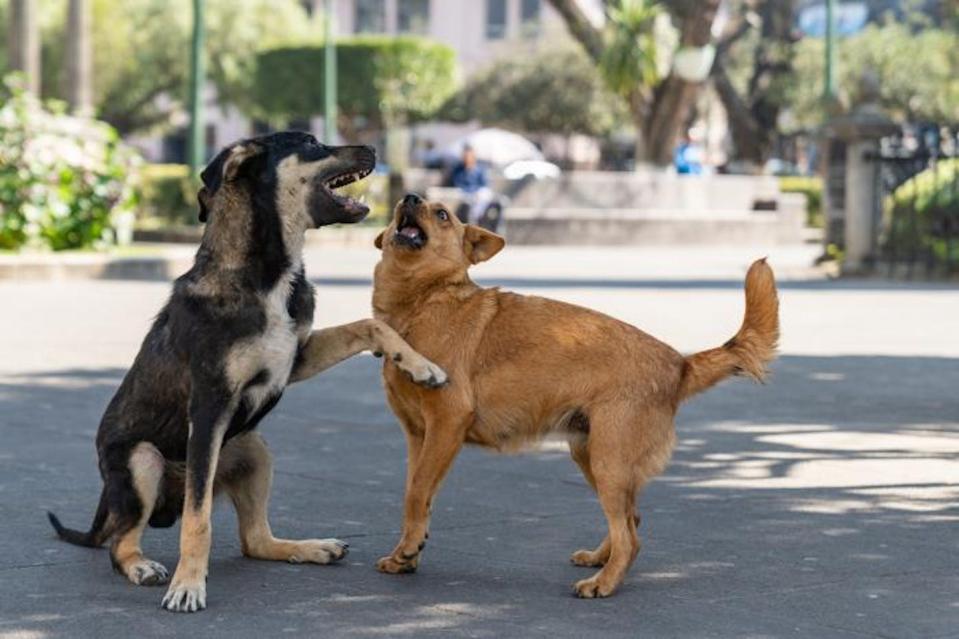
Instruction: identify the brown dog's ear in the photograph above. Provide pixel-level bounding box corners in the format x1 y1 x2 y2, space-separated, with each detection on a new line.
463 225 505 264
374 229 386 250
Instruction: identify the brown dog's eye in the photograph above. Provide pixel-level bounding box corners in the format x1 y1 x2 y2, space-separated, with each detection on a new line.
436 209 449 221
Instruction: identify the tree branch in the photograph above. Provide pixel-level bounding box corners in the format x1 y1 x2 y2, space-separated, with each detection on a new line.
545 0 605 63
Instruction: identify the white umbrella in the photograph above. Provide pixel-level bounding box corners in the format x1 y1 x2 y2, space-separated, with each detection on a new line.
442 128 544 167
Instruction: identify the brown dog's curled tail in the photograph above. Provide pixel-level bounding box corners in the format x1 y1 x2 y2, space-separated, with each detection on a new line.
677 258 779 402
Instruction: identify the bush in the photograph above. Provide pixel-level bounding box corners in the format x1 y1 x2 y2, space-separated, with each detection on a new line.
883 159 959 263
253 37 458 129
0 74 140 251
888 158 959 220
441 47 628 137
779 176 823 228
138 164 197 226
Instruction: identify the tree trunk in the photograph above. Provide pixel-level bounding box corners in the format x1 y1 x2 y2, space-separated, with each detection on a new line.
64 0 93 114
7 0 40 95
711 0 797 167
638 0 721 167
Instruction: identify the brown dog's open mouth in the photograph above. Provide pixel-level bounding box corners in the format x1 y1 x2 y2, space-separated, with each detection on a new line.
394 213 427 249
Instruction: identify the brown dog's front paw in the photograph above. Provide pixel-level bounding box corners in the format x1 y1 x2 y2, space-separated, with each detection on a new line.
570 549 606 568
376 554 418 574
572 576 616 599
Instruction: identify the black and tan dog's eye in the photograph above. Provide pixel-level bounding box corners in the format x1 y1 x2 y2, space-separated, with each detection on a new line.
436 209 449 221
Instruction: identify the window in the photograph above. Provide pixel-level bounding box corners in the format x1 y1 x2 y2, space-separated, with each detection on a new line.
355 0 386 33
486 0 507 39
520 0 541 38
398 0 430 34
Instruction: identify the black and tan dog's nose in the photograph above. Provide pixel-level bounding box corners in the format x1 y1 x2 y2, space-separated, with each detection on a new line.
402 193 423 207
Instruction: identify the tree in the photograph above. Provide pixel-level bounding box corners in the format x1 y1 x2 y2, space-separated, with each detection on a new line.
3 0 313 134
441 46 627 138
785 16 959 133
63 0 92 113
547 0 721 166
711 0 799 166
252 37 458 138
6 0 40 94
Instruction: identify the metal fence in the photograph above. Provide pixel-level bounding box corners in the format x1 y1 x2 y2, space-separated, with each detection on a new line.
869 124 959 278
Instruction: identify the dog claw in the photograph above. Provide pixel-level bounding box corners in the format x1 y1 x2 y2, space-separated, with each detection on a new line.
161 581 207 613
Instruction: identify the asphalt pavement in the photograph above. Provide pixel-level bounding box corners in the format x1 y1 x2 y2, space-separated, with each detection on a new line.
0 243 957 638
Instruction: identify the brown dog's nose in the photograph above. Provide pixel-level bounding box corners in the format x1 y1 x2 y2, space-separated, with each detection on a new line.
402 193 423 207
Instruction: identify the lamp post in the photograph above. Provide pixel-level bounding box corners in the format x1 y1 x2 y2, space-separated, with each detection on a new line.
324 0 338 143
824 0 836 103
188 0 206 176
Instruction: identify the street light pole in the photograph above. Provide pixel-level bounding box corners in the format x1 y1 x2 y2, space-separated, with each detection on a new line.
324 0 338 143
188 0 206 176
824 0 836 103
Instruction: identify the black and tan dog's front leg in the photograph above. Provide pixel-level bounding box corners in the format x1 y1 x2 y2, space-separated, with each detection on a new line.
289 319 447 387
161 391 237 613
221 433 348 564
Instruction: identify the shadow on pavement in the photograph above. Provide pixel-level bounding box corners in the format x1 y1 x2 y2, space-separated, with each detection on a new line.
0 354 956 638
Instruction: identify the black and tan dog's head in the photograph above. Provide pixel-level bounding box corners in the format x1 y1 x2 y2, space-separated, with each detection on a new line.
374 193 505 281
198 131 375 229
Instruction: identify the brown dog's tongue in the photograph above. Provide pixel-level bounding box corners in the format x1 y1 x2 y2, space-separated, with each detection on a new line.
399 226 421 239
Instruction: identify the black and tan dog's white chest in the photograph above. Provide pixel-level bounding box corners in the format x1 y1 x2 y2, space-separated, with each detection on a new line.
226 265 315 435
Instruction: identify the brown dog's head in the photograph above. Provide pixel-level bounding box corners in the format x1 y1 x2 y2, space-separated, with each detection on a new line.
374 193 505 280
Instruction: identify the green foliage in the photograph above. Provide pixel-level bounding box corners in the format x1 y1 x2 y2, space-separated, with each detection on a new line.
441 47 627 137
884 159 959 264
2 0 313 134
888 159 959 221
253 37 457 130
600 0 661 98
138 164 197 226
790 18 959 131
0 74 140 251
779 176 823 227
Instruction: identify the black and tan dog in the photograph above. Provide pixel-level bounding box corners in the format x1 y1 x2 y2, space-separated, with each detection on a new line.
47 133 447 612
371 193 779 598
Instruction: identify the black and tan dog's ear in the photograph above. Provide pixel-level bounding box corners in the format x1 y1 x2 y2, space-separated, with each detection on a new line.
197 186 213 223
463 225 505 264
374 229 386 250
221 143 264 182
197 141 265 222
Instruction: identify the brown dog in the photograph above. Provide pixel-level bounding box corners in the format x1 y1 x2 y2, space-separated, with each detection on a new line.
371 193 779 598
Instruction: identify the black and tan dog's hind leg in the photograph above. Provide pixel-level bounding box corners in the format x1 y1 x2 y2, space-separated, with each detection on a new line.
289 319 447 387
48 442 172 587
160 391 239 613
220 433 348 563
110 442 171 586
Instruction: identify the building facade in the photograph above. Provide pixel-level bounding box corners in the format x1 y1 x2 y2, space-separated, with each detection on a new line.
314 0 602 75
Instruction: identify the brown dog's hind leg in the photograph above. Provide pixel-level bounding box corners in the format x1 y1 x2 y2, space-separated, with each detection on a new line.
111 442 170 586
568 439 640 568
221 433 348 564
289 319 447 388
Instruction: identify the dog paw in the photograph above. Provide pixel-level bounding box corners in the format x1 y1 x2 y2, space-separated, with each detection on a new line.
127 558 170 586
289 538 349 564
570 549 606 567
376 554 418 574
572 576 616 599
161 579 207 613
400 356 448 389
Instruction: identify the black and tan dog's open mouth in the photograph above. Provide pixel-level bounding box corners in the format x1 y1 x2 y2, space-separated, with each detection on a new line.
321 166 374 216
394 213 426 249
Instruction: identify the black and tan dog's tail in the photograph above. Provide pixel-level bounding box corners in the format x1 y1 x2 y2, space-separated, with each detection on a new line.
677 258 779 402
47 486 111 548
